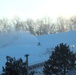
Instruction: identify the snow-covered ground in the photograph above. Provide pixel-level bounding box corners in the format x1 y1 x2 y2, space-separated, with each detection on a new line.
0 30 76 73
68 69 76 75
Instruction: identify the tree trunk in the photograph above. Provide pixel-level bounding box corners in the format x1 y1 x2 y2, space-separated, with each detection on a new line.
63 66 66 75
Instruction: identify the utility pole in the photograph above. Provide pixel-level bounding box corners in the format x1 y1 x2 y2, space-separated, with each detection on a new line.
25 54 29 75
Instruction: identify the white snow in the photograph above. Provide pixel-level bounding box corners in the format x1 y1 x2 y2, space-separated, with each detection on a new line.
0 30 76 74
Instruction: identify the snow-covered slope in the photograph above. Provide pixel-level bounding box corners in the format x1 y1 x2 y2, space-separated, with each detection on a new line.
37 30 76 51
0 31 39 47
0 30 76 73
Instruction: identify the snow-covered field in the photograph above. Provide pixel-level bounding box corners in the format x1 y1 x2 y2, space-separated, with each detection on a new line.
0 30 76 73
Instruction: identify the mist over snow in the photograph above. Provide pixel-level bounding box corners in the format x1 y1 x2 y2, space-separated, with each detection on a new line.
0 30 76 73
0 31 39 47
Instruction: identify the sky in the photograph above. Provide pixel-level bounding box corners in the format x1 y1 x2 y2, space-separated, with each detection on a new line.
0 0 76 20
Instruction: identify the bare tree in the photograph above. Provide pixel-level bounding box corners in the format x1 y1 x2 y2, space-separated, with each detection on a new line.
57 17 66 32
0 18 12 33
25 19 36 35
12 17 24 31
70 16 76 30
36 17 52 35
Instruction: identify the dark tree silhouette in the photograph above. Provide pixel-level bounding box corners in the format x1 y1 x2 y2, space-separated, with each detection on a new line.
2 56 27 75
43 43 76 75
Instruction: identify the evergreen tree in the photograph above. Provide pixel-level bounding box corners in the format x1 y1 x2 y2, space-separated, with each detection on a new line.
43 43 76 75
2 56 27 75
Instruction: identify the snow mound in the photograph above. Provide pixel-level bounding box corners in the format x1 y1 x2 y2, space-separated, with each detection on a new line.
0 31 39 47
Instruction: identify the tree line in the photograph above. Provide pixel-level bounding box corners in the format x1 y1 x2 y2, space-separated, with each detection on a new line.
0 16 76 35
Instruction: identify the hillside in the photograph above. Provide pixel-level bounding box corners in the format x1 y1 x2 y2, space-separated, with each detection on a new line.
0 30 76 73
37 30 76 51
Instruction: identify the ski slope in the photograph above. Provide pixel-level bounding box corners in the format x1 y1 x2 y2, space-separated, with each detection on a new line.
0 30 76 73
